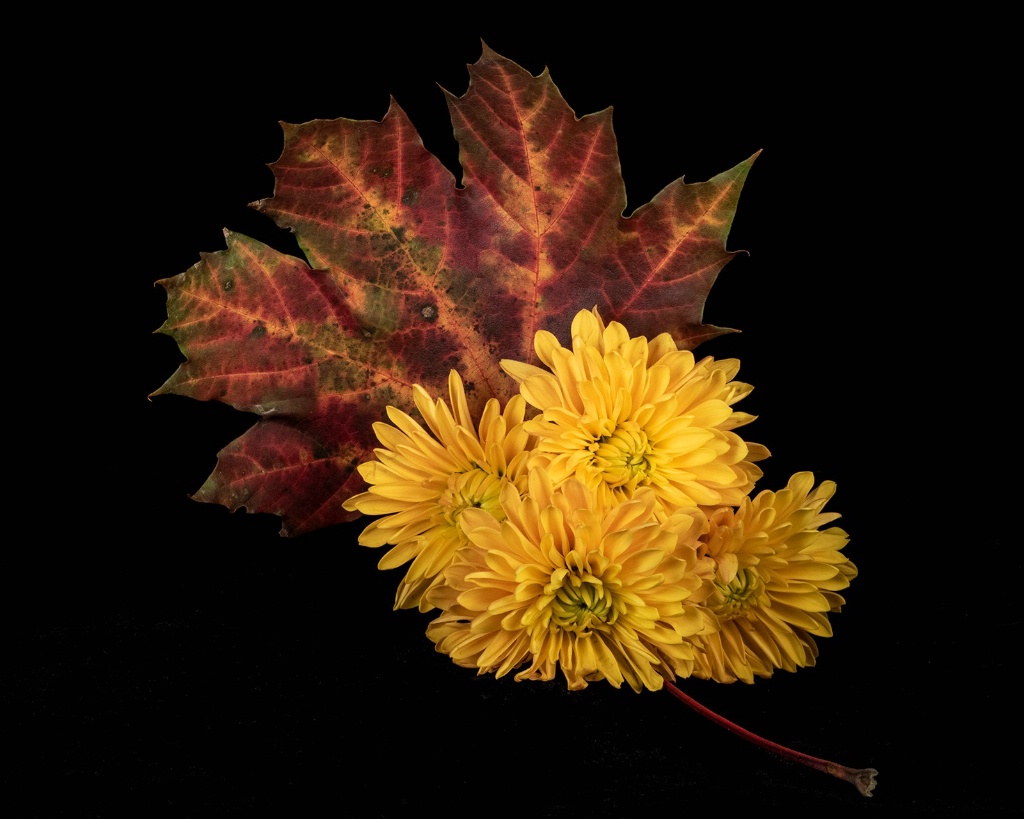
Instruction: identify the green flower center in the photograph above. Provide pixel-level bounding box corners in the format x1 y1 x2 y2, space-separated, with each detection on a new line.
713 567 764 619
440 468 504 527
591 422 655 490
550 575 617 633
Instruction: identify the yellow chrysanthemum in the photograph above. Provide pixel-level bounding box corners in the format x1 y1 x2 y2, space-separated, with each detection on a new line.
501 308 769 516
425 468 718 692
342 371 533 612
689 471 857 684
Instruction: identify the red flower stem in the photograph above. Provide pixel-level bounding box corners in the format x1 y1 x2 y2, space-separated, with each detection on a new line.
662 679 877 797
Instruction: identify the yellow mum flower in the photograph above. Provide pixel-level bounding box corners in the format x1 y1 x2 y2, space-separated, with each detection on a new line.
690 472 857 684
501 308 768 516
425 468 717 692
342 371 532 612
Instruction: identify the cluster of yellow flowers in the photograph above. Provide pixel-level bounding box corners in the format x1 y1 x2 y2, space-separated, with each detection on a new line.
343 308 857 691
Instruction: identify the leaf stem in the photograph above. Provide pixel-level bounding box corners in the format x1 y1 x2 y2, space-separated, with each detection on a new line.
662 679 877 797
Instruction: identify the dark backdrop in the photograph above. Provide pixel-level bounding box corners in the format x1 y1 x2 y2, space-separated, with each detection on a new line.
14 16 1013 816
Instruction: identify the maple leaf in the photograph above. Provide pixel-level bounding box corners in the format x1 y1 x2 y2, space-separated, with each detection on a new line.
154 44 758 536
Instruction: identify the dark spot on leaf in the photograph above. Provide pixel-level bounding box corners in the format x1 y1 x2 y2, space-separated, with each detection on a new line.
222 278 234 292
392 226 406 243
251 324 266 339
534 186 541 191
420 304 437 321
371 233 399 254
372 165 393 178
401 188 419 206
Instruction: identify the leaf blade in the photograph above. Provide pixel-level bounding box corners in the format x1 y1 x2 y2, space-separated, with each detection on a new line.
155 46 759 535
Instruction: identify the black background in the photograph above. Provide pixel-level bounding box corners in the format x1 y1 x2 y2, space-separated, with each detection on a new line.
14 14 1014 816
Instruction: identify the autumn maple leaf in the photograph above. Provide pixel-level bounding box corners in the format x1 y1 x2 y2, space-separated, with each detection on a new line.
154 44 758 536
